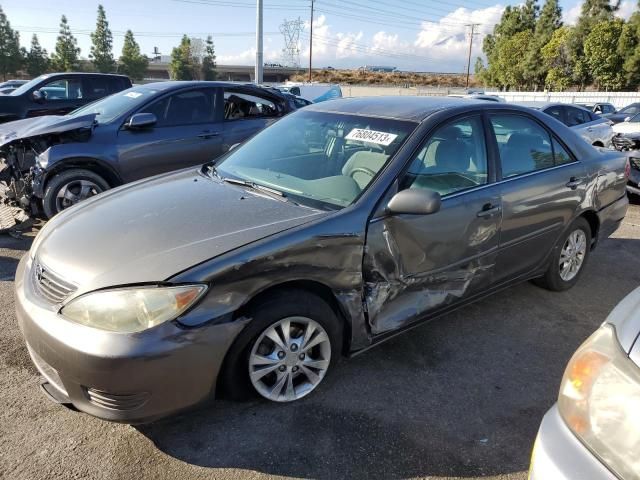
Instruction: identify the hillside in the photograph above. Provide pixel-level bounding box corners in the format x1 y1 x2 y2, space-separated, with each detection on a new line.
289 69 479 87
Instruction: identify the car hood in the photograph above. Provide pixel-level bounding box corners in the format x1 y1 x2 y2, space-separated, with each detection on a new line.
33 169 327 295
613 122 640 134
0 113 96 148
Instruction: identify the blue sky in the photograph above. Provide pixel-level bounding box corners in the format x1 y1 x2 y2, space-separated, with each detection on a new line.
1 0 636 72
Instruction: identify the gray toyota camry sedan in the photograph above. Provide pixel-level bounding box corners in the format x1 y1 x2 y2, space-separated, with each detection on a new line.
16 97 629 423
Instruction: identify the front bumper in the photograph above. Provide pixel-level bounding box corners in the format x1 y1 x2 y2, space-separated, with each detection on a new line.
529 406 617 480
15 255 248 423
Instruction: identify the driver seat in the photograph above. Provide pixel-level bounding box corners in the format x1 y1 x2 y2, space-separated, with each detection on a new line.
341 151 388 190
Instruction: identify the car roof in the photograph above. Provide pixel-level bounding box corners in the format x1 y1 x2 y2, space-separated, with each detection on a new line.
137 81 284 94
304 96 544 122
40 72 130 79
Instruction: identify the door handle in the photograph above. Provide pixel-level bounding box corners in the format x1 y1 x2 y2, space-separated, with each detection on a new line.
197 131 220 139
566 176 584 189
477 203 501 218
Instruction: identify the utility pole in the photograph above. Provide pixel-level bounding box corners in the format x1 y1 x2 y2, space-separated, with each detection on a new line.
465 23 480 89
308 0 314 82
255 0 263 84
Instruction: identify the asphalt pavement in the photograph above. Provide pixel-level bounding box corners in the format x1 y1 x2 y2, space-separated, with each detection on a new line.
1 201 639 480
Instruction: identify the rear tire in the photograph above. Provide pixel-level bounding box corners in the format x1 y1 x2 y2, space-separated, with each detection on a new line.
42 169 110 219
534 217 592 292
219 290 342 402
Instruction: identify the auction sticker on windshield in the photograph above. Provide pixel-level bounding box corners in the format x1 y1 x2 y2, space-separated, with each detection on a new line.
345 129 398 146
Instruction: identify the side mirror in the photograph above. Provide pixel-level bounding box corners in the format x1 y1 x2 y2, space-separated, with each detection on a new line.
125 112 157 130
31 89 45 103
387 188 441 215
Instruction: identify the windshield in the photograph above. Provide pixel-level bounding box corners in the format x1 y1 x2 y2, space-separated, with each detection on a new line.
67 86 159 124
9 75 48 96
215 110 416 209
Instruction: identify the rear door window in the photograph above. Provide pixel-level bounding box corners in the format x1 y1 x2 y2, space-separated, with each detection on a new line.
83 77 111 100
224 90 279 120
565 107 589 126
489 114 555 178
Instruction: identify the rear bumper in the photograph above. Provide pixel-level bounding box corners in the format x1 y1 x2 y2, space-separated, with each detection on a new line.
529 406 616 480
15 255 248 423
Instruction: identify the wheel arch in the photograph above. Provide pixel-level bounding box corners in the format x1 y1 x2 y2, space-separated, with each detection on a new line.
578 209 600 249
43 158 123 191
592 141 604 147
234 279 353 355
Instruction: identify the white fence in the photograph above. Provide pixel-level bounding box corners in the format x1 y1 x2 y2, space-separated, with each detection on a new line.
485 91 640 109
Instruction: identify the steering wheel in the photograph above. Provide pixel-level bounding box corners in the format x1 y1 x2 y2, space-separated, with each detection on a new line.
348 166 377 181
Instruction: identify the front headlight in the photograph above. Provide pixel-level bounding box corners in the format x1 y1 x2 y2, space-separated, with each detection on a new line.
61 285 207 333
558 324 640 479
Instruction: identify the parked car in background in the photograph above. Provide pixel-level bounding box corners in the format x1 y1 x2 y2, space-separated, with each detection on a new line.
576 102 617 115
611 113 640 155
0 79 28 95
0 73 132 124
626 155 640 198
529 286 640 479
516 102 615 147
0 81 300 226
603 102 640 124
448 93 505 102
276 83 342 103
16 98 628 423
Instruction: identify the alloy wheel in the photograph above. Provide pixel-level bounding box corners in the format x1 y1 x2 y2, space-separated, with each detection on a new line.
248 316 331 402
55 179 103 212
559 229 587 281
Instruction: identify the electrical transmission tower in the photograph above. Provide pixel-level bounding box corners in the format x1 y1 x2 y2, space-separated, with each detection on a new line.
279 18 304 68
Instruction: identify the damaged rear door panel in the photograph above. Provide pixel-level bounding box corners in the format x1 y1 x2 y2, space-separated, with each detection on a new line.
363 113 503 335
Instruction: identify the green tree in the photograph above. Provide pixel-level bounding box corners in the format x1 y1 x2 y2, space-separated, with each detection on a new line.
51 15 80 72
201 35 217 80
584 19 625 90
26 34 49 77
119 30 148 81
493 30 531 89
619 7 640 88
90 5 115 73
0 6 23 80
524 0 562 89
482 1 538 87
542 26 575 90
170 35 195 80
571 0 618 88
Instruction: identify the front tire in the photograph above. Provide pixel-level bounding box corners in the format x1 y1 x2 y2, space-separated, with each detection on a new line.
42 169 110 219
534 217 592 291
219 290 342 402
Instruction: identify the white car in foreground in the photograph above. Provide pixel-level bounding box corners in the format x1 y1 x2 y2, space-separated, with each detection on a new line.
530 287 640 479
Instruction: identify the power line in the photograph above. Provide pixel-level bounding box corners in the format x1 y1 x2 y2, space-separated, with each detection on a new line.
15 25 280 38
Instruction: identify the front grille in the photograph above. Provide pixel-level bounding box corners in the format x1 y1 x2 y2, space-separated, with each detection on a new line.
32 260 77 304
27 344 68 397
84 388 149 411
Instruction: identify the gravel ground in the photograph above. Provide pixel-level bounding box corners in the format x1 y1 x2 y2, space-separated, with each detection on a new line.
1 201 639 480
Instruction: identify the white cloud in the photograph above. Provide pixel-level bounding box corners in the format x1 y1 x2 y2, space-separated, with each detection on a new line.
564 1 582 25
617 0 636 20
565 0 635 25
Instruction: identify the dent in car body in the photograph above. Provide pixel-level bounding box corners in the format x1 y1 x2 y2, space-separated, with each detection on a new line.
172 213 371 350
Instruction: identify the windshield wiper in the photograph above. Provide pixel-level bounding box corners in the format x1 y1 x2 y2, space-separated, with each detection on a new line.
222 177 287 198
206 166 294 202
